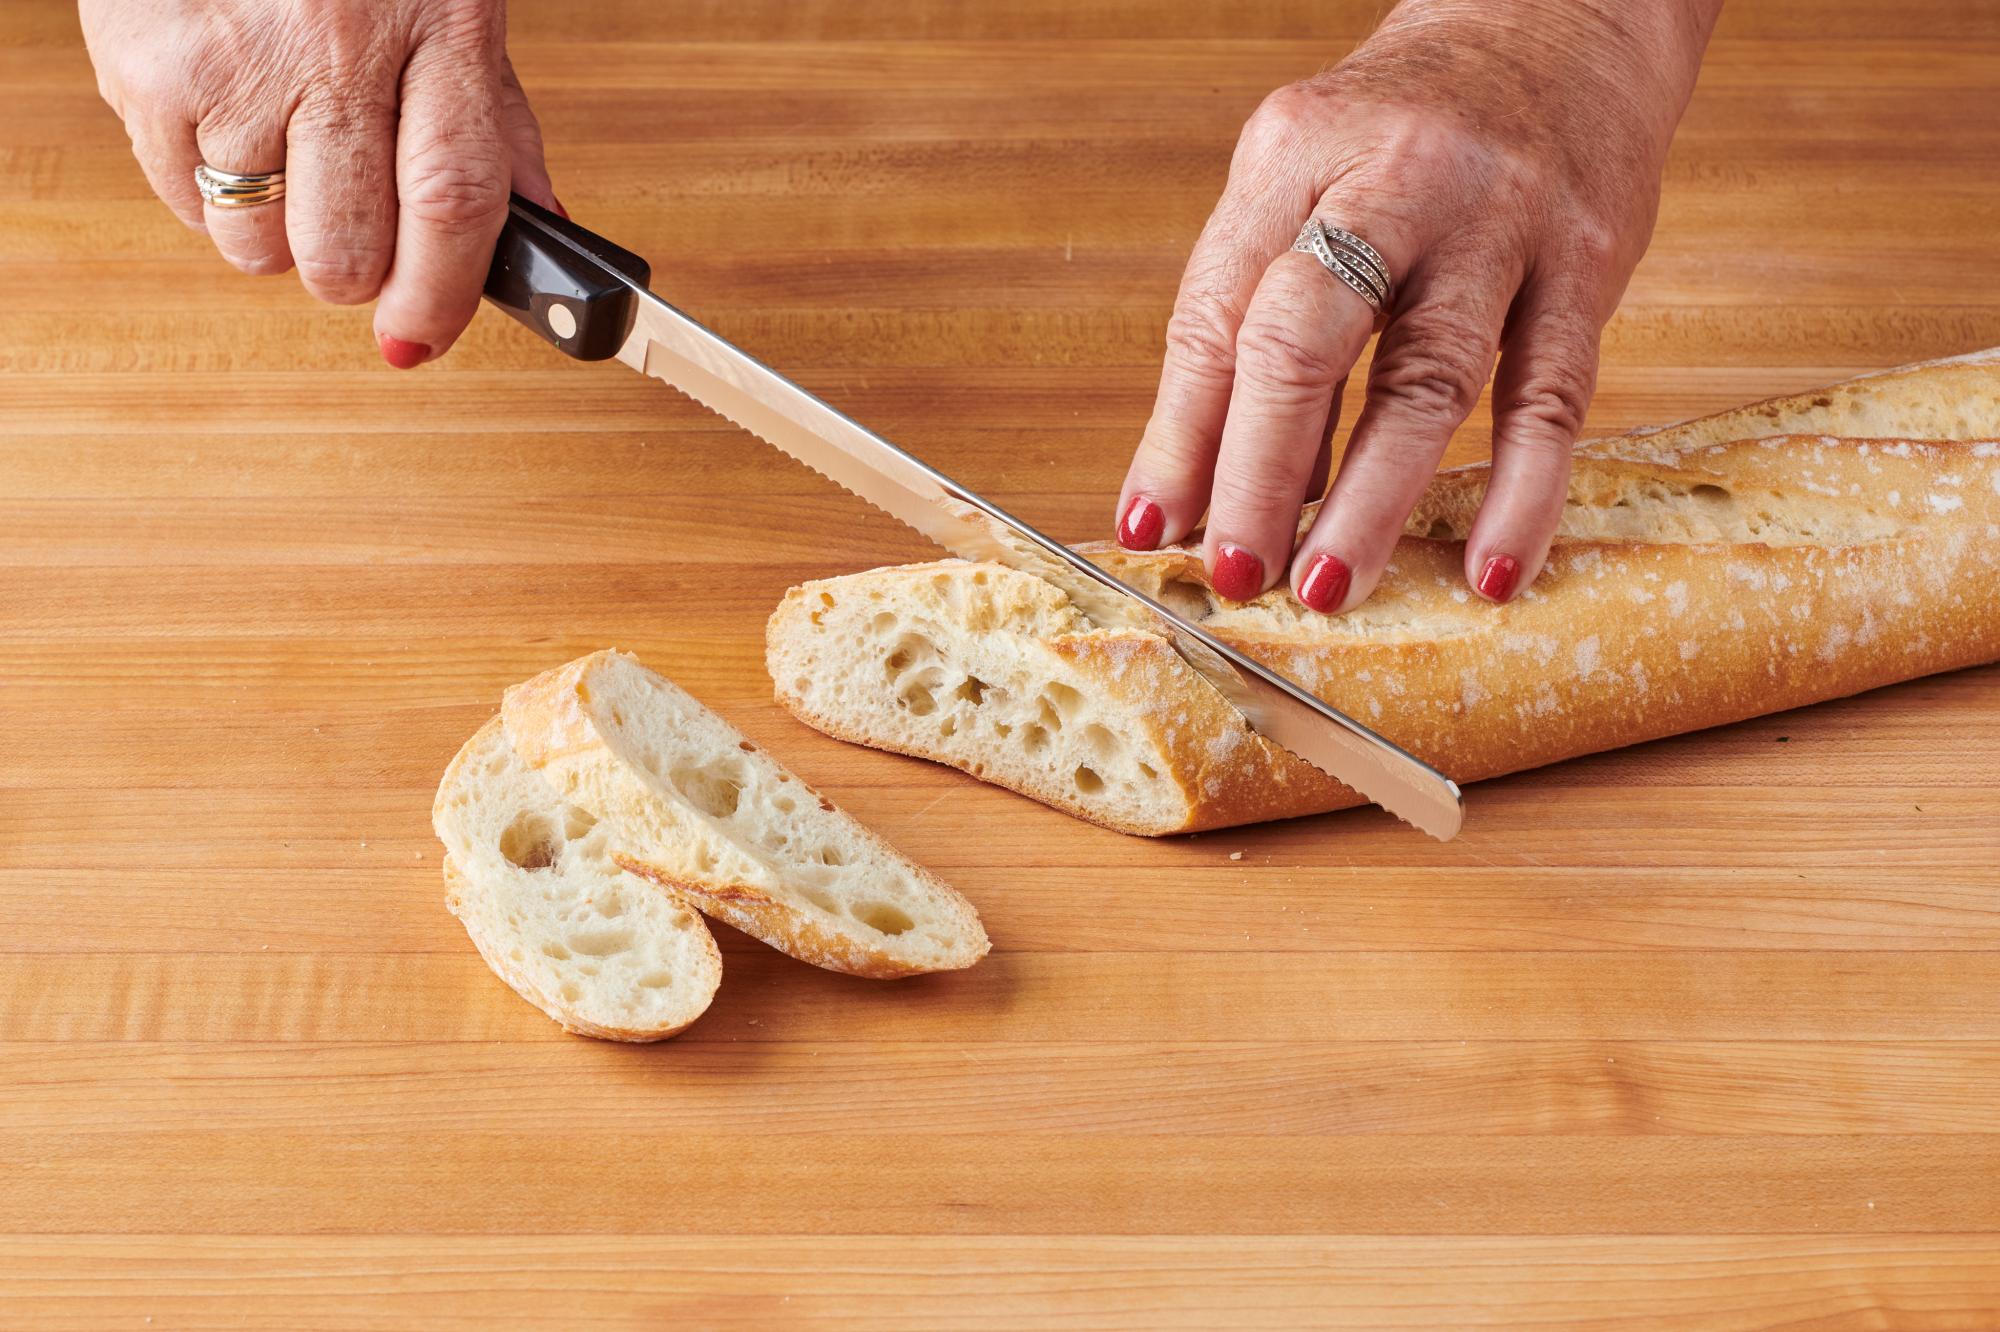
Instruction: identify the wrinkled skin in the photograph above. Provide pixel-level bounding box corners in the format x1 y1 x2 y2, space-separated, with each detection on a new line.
1117 0 1723 607
80 0 554 366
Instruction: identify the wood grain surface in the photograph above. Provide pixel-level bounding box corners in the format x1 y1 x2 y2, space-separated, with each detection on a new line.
4 1 1999 1327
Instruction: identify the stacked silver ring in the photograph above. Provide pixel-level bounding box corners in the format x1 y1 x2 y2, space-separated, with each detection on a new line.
194 164 286 210
1291 219 1392 314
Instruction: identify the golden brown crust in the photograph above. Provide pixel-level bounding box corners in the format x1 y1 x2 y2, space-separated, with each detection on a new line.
773 422 2000 835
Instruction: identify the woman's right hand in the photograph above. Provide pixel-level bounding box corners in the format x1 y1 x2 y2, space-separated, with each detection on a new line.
80 0 555 368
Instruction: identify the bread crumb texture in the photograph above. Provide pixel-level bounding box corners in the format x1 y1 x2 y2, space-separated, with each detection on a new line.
769 354 2000 835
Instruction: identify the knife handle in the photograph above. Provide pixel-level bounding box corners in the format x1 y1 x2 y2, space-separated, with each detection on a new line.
483 194 652 362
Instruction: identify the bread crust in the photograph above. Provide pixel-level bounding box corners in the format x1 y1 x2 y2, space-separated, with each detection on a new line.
769 357 2000 835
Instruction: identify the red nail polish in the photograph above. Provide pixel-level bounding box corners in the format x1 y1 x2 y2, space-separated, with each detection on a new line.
1477 554 1521 602
1297 552 1352 613
377 334 431 370
1210 544 1265 601
1118 496 1165 551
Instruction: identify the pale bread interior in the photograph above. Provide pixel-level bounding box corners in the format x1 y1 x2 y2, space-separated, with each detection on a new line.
533 651 988 975
434 716 721 1040
768 564 1190 834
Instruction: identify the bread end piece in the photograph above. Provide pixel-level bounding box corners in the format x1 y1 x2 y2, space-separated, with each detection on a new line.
504 649 988 978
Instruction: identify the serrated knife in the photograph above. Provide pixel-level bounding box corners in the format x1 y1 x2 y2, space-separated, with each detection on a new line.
482 195 1463 839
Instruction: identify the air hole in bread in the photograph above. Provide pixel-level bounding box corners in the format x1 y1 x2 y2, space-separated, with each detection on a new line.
993 721 1013 738
1690 483 1730 503
559 982 581 1003
793 676 811 695
1023 724 1050 756
1036 697 1063 732
671 761 746 819
1422 519 1456 539
869 611 897 634
799 885 839 914
939 716 958 737
499 812 560 871
594 894 625 919
813 845 848 867
541 940 571 961
637 970 674 989
884 633 937 679
1074 765 1105 795
1158 578 1215 622
956 676 988 706
1137 761 1160 781
900 667 944 716
773 794 797 814
820 592 835 608
561 805 597 840
855 901 915 936
566 927 634 957
1082 723 1119 763
1045 682 1083 722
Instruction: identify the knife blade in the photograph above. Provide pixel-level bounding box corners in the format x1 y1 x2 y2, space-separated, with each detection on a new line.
483 195 1463 839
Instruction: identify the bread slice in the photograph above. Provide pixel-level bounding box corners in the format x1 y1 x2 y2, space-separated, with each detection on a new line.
502 650 988 978
433 717 722 1040
769 354 2000 835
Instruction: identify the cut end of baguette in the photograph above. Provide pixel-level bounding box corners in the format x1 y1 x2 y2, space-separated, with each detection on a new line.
504 650 989 978
433 717 722 1041
767 561 1347 836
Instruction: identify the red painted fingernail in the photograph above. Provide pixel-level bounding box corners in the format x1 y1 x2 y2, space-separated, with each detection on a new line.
1297 553 1352 613
1477 554 1521 603
1210 544 1265 602
552 197 571 221
1118 496 1165 551
377 334 431 370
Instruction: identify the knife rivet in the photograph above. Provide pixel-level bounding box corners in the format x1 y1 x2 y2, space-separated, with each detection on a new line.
546 303 577 340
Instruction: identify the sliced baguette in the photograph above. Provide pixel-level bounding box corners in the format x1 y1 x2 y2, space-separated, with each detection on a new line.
433 717 722 1040
769 355 2000 835
503 650 988 978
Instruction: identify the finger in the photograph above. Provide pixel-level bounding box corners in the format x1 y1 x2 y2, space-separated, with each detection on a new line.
285 85 398 307
195 110 294 276
1115 104 1320 551
1462 271 1602 602
1290 251 1517 612
498 56 558 213
372 22 512 367
1200 248 1383 600
128 115 207 232
1305 377 1346 501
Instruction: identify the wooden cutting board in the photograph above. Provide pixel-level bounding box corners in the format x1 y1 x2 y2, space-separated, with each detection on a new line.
3 1 1998 1326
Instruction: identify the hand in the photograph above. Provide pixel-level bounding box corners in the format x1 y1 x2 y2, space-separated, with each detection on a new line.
80 0 555 368
1115 0 1721 608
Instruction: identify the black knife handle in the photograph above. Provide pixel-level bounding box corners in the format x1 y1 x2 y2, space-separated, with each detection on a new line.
483 194 652 361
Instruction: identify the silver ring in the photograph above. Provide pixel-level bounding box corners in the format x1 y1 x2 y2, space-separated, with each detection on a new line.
1292 219 1391 313
195 164 286 210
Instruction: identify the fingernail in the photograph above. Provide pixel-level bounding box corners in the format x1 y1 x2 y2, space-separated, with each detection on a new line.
552 197 571 221
377 334 431 370
1297 552 1352 613
1210 543 1265 602
1477 554 1521 603
1118 496 1165 551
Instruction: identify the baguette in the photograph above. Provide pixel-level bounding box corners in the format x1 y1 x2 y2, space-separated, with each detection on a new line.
503 650 988 978
433 717 722 1040
768 355 2000 835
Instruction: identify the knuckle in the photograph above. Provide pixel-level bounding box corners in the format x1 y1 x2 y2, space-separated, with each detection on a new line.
1212 464 1309 521
1502 370 1594 444
1369 318 1493 421
399 155 509 234
294 244 388 302
1161 291 1243 379
1239 83 1321 158
1235 316 1342 395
